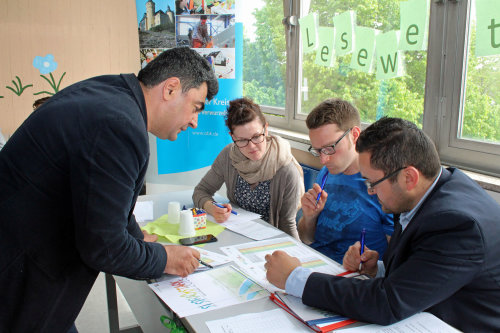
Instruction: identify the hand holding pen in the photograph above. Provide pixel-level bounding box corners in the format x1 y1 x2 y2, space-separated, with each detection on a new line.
198 259 213 269
205 201 237 223
212 202 238 215
300 172 329 220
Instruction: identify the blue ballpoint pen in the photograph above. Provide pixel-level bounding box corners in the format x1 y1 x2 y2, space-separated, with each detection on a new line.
359 228 366 271
212 202 238 215
315 172 329 207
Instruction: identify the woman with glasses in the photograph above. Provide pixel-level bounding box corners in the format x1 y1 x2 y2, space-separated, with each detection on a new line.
193 97 304 239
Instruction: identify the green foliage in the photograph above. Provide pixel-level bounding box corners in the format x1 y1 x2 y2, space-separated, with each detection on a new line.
462 28 500 141
242 0 286 107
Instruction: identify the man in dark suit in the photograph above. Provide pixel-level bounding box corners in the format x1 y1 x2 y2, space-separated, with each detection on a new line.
265 117 500 332
0 47 218 332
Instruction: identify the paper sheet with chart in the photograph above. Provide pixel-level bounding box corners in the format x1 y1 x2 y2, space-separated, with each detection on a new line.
148 265 269 318
220 237 350 292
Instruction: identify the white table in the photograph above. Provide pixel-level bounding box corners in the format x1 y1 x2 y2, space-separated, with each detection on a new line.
107 190 347 333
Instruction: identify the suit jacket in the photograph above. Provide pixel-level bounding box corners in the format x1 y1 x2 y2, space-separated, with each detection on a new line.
0 74 166 332
302 168 500 332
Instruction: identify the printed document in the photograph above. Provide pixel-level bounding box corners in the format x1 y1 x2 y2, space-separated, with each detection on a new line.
208 206 283 240
221 237 351 292
149 265 268 318
133 200 153 222
334 312 461 332
206 308 310 333
193 247 231 271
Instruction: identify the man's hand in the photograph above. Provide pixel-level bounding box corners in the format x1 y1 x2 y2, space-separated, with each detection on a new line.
264 250 301 290
142 230 158 243
163 245 200 277
342 241 379 278
301 183 328 219
203 201 232 223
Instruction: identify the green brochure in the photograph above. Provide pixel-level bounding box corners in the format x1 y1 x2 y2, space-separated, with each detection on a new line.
299 13 319 53
376 30 405 80
332 11 356 56
475 0 500 56
350 26 378 73
399 0 430 51
315 27 336 67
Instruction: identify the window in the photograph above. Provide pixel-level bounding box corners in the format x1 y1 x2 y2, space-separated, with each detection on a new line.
242 0 286 114
243 0 500 177
297 1 427 128
461 1 500 145
425 0 500 176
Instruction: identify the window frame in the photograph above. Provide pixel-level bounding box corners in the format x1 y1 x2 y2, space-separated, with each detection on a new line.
425 0 500 177
261 0 500 178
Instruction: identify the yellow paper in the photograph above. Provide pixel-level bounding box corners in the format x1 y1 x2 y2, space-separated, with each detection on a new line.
142 214 225 244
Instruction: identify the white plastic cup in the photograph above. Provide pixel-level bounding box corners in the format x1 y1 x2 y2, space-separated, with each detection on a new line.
178 210 196 237
168 201 181 224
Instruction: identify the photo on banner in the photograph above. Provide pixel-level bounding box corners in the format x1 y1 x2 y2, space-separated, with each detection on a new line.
176 0 235 16
136 0 176 49
176 14 236 48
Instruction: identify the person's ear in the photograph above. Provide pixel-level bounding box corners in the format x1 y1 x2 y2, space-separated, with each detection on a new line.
403 166 420 191
162 77 181 101
351 126 361 144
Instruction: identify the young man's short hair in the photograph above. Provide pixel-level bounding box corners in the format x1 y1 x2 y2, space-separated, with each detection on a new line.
306 98 361 131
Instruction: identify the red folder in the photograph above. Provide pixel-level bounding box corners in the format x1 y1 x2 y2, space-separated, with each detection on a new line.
270 293 356 332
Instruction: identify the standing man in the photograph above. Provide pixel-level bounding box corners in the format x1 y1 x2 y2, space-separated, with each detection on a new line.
192 15 210 48
299 99 393 263
0 47 218 332
0 127 5 151
265 117 500 332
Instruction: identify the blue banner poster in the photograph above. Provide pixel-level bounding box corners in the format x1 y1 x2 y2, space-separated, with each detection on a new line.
156 59 241 173
160 40 240 174
135 0 241 175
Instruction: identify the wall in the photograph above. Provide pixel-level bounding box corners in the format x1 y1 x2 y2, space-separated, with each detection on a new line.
0 0 140 138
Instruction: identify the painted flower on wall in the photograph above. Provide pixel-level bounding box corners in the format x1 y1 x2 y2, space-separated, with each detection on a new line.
32 54 66 96
33 54 58 75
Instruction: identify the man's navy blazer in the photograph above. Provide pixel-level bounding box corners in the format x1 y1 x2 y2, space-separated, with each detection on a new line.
0 75 166 332
302 168 500 332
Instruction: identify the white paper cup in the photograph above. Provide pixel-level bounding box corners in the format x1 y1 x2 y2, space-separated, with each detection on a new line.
167 201 181 224
178 210 196 237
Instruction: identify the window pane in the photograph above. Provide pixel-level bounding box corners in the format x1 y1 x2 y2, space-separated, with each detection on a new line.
299 1 428 127
241 0 286 109
461 1 500 144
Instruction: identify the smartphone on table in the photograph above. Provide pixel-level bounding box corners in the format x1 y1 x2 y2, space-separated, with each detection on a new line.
179 234 217 246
